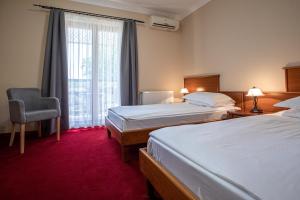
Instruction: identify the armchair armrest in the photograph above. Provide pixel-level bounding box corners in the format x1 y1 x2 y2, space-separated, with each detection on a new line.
8 100 26 123
40 97 61 116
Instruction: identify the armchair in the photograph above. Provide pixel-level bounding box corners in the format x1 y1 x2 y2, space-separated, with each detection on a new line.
7 88 61 154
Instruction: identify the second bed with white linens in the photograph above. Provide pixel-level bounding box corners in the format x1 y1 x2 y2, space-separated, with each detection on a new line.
107 92 239 131
108 102 237 131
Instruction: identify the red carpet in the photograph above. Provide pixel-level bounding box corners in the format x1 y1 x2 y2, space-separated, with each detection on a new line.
0 127 148 200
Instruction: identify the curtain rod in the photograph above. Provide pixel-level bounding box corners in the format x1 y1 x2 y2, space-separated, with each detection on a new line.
33 4 145 24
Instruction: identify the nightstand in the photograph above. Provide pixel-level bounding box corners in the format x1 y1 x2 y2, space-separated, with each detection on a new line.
227 110 270 119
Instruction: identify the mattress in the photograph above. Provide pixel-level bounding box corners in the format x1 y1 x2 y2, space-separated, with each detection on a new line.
148 112 300 200
107 103 238 131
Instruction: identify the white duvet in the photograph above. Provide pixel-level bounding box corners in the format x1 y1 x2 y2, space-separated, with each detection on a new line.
109 103 236 120
148 113 300 200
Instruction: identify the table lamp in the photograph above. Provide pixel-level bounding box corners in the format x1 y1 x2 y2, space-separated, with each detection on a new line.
180 88 189 95
180 88 189 102
247 86 264 113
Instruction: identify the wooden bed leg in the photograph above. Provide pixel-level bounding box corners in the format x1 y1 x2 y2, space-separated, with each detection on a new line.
147 180 157 200
121 145 130 162
107 129 112 138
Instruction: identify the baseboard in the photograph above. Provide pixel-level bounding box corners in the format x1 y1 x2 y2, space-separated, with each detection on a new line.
0 130 39 136
0 123 38 134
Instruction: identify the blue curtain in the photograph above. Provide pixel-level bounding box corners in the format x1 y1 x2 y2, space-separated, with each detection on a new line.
120 20 139 106
42 9 69 132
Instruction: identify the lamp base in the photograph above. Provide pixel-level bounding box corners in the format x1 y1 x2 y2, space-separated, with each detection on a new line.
250 107 263 113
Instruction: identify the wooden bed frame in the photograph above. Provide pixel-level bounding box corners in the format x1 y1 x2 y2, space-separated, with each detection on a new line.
140 66 300 200
139 148 198 200
106 74 227 162
284 66 300 92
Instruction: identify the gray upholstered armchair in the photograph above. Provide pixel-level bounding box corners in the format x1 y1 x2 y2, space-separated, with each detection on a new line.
7 88 61 154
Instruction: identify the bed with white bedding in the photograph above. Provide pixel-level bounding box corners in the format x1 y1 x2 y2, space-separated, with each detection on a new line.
108 102 237 131
105 89 240 162
146 111 300 200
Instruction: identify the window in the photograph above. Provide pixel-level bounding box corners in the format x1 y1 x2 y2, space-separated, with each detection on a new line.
65 13 123 128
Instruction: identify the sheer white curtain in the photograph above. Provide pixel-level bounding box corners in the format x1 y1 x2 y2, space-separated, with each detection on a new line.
65 13 123 128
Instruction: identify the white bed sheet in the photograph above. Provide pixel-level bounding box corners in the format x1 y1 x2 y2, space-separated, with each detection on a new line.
107 103 237 131
148 112 300 200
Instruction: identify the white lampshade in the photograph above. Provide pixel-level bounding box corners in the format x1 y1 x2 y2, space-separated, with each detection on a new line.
247 87 263 97
180 88 189 94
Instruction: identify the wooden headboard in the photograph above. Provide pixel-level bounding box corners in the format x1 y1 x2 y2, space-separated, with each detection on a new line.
284 66 300 92
221 91 245 109
183 68 300 112
184 74 220 92
243 92 300 112
183 74 244 108
228 67 300 112
219 92 300 112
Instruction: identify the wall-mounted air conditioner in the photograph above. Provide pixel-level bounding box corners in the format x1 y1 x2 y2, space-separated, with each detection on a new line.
150 16 180 31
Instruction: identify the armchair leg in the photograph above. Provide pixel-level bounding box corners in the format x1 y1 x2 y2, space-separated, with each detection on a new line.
9 123 16 147
20 124 25 154
38 121 42 138
56 117 60 141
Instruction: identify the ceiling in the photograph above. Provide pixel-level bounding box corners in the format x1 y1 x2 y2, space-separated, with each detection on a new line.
71 0 211 20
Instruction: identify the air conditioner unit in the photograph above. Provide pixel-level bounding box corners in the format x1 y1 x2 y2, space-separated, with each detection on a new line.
150 16 180 31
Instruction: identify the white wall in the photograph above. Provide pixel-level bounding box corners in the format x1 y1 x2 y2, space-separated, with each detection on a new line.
181 0 300 91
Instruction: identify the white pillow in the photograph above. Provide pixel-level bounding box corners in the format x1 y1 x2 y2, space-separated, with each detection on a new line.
186 100 210 107
186 100 235 107
274 96 300 108
183 92 235 107
281 108 300 119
